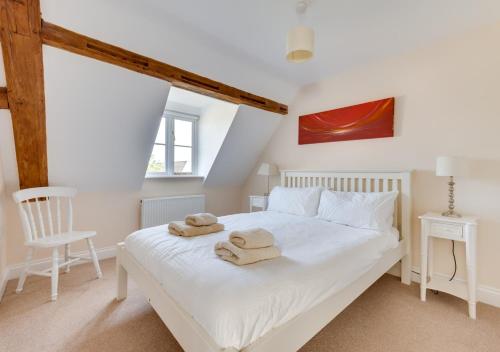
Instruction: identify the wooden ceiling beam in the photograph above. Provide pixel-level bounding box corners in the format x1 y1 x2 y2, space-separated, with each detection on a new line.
0 0 48 189
0 87 9 109
0 5 287 190
40 21 288 115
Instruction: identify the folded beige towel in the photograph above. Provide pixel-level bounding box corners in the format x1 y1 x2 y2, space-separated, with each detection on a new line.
168 221 224 237
185 213 218 226
215 241 281 265
229 228 274 249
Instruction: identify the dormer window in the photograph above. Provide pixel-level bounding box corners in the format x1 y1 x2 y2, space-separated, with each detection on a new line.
145 86 238 180
147 110 198 177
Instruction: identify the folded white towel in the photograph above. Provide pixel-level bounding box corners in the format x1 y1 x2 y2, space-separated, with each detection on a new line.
229 228 274 249
215 241 281 266
185 213 218 226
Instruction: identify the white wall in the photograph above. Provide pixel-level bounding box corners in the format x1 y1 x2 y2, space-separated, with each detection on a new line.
204 106 283 187
45 47 171 192
244 22 500 291
198 103 238 177
0 137 7 288
0 51 8 289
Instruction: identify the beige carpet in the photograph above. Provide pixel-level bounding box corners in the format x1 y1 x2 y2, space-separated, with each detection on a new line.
1 259 499 352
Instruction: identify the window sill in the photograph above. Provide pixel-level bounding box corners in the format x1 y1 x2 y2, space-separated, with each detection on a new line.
145 173 205 180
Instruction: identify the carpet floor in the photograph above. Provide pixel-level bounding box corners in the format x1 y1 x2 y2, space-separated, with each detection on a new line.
1 258 499 352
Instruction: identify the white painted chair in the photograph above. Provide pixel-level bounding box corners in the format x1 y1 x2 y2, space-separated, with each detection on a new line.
12 186 102 301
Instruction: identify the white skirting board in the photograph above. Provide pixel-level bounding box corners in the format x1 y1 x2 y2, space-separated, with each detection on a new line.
2 249 500 310
0 245 116 303
388 264 500 309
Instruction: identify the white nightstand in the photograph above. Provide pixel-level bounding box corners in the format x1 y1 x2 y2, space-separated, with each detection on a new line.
419 212 479 319
249 195 268 212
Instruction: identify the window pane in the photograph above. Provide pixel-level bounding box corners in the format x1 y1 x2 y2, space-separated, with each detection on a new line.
174 119 192 147
155 118 166 144
147 144 166 173
174 146 192 174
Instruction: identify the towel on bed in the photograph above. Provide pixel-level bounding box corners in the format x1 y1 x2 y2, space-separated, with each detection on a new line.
229 228 274 249
168 221 224 237
215 241 281 265
185 213 218 226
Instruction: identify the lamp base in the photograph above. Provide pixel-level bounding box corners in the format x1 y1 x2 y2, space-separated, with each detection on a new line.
442 176 461 218
441 210 461 218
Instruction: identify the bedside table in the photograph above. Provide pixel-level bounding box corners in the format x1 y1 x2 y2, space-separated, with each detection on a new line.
249 195 268 212
419 212 479 319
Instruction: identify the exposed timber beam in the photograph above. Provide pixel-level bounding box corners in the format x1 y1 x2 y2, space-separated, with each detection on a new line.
40 21 288 115
0 87 8 109
0 0 48 189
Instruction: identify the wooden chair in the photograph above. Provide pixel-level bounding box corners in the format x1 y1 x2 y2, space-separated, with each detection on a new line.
12 186 102 301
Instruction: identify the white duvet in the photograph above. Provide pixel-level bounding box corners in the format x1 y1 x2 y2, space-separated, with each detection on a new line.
124 211 398 350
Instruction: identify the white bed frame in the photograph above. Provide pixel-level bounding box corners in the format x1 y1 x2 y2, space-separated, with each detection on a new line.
116 170 412 352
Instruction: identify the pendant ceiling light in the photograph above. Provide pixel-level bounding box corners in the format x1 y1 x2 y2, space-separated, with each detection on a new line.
286 0 314 63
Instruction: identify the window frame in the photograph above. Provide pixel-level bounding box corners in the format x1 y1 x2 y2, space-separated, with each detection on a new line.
146 110 199 178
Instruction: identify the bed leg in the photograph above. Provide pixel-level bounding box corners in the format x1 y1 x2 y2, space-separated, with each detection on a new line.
401 254 412 285
116 260 128 301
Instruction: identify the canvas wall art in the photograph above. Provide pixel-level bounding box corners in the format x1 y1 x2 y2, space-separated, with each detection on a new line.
298 97 395 145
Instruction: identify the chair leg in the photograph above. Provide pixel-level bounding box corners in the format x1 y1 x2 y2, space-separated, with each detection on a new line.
16 247 34 294
87 238 102 279
51 247 59 301
64 244 71 273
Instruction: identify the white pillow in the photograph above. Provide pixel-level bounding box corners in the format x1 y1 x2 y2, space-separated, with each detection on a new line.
317 190 398 231
267 186 323 217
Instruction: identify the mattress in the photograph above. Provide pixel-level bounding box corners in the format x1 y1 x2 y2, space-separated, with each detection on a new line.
124 210 399 350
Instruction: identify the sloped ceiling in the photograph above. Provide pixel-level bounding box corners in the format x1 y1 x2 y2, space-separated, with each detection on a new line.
35 0 296 193
129 0 500 85
204 106 283 187
44 46 170 191
197 101 239 178
41 0 297 104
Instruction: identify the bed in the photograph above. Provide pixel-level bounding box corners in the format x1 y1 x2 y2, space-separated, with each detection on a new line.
116 170 412 352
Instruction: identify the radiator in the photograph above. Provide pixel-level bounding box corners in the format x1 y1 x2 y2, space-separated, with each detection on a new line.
140 194 205 229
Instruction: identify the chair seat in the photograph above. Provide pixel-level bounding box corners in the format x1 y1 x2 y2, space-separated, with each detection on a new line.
26 231 97 248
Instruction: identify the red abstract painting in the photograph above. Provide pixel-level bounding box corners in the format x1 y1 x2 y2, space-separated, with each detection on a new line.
298 97 394 145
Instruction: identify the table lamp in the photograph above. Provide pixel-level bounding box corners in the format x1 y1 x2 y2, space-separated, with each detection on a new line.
436 156 467 217
257 163 278 196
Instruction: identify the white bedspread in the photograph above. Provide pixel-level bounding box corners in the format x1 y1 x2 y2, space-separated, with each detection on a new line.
124 211 398 350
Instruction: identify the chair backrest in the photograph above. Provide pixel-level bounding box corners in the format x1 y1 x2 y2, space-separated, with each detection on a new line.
12 186 78 243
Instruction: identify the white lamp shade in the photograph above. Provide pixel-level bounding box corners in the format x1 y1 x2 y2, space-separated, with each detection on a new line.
436 156 468 177
286 25 314 63
257 163 279 176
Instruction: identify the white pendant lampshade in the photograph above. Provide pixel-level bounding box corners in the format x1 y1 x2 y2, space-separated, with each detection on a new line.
286 25 314 63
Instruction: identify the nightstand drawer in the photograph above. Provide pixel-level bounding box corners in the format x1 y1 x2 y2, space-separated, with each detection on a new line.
430 222 463 239
251 197 266 208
